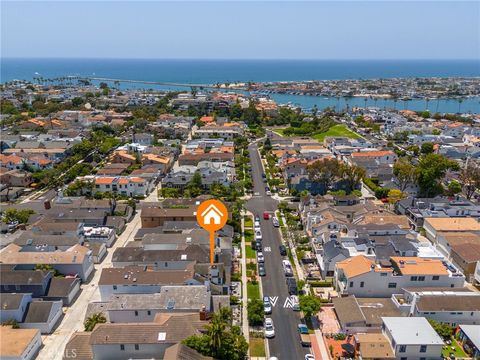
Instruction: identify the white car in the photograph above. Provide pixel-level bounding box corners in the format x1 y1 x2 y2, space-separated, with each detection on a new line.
305 355 315 360
263 296 272 314
255 231 262 241
254 220 261 228
257 251 265 263
264 318 275 338
266 190 272 196
290 295 300 311
272 217 279 227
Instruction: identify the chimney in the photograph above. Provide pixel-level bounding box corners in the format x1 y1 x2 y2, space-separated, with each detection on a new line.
44 200 51 210
199 305 207 320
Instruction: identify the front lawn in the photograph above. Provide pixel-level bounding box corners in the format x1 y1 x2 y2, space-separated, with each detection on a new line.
313 124 360 141
272 128 286 136
249 338 266 357
244 229 254 242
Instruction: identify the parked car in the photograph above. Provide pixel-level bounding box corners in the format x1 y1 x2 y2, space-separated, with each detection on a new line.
257 251 265 263
298 324 311 346
266 190 272 196
264 318 275 338
290 295 300 311
282 259 293 276
254 220 261 228
263 296 272 314
279 245 287 256
286 277 298 295
255 230 262 241
272 217 279 227
263 211 270 220
259 264 266 277
255 240 263 251
305 354 315 360
255 215 260 222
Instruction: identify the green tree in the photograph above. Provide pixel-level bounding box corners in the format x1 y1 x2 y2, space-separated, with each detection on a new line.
420 142 434 154
84 313 106 331
186 171 203 197
340 163 366 193
307 158 341 194
428 319 453 339
416 154 459 197
299 295 322 318
2 209 35 224
247 298 264 326
393 158 417 192
447 180 462 196
160 187 180 198
387 189 405 204
183 308 248 360
459 162 480 200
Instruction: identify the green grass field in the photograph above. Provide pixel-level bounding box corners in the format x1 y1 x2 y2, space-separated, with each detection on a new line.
249 338 266 357
244 229 254 242
272 128 286 136
244 217 253 228
247 281 260 300
245 245 256 259
313 124 360 141
442 338 467 358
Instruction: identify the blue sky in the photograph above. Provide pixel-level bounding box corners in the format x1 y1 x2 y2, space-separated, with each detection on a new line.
1 1 479 59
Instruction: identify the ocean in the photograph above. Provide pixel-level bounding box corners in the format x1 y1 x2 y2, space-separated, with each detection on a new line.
1 58 479 113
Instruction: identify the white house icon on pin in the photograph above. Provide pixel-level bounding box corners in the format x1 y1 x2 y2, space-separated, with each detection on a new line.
201 204 224 225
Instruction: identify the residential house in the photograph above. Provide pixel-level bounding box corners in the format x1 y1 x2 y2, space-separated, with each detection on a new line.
20 300 63 334
0 244 94 281
381 317 444 360
98 265 198 301
64 313 208 360
99 285 211 323
457 325 480 359
0 326 42 360
0 269 53 297
141 205 197 228
0 293 33 323
335 255 465 297
332 295 401 334
392 288 480 326
43 277 81 305
423 217 480 244
354 333 395 360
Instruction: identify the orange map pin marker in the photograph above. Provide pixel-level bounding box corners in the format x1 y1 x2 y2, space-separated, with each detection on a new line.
196 199 228 264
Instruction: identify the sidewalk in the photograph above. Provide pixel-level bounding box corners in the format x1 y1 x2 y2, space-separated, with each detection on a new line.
240 213 250 343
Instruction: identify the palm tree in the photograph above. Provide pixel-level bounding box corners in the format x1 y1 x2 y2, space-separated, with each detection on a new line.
84 313 106 331
207 312 226 356
458 98 463 113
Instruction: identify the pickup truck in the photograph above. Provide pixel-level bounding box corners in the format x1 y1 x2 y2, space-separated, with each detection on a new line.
298 324 311 347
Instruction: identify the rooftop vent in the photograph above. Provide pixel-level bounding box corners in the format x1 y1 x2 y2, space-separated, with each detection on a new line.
158 332 166 341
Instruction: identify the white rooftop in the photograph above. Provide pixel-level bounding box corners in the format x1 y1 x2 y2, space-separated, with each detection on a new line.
382 317 444 345
459 325 480 349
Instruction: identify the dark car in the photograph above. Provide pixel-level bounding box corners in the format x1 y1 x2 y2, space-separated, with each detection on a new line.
256 240 263 251
286 278 298 295
279 245 287 256
255 215 260 222
259 264 266 276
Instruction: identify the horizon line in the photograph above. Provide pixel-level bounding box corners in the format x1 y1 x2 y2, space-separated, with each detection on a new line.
2 57 479 62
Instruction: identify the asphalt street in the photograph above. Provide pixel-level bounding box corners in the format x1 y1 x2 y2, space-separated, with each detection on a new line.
246 142 309 360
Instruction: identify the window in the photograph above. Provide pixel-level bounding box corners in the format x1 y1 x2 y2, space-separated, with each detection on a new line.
135 344 139 350
113 285 117 290
418 276 425 281
349 281 354 288
410 276 418 281
399 345 407 353
135 310 138 316
420 345 427 353
120 344 125 351
432 276 439 280
360 281 364 288
147 310 151 316
400 357 407 360
388 282 397 288
420 358 426 360
380 272 387 277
